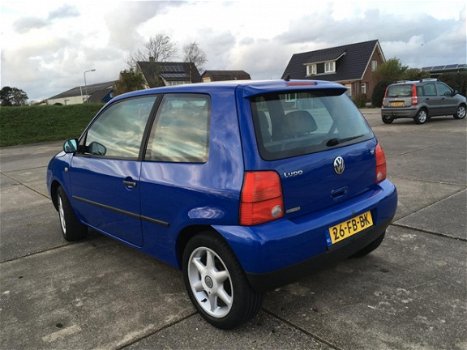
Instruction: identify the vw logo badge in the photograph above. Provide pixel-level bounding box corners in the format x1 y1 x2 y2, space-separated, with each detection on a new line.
333 156 345 174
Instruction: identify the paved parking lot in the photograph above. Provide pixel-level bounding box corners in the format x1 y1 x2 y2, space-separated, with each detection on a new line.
1 110 466 350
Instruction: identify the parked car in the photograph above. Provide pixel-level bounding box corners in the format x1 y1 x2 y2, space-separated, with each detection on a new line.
47 80 397 329
381 79 466 124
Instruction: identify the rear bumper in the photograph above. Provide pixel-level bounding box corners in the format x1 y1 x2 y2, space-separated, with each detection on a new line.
213 180 397 292
246 220 389 292
382 107 417 118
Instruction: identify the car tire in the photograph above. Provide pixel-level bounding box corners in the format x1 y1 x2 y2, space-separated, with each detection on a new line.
57 187 87 241
351 232 385 258
382 115 394 124
182 232 262 329
453 104 466 119
414 109 428 124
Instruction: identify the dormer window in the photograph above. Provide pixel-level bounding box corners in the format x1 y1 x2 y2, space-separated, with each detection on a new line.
306 64 317 76
324 61 336 73
306 61 335 76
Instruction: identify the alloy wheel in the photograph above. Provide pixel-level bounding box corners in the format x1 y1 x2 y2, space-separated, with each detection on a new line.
187 246 233 318
58 196 67 234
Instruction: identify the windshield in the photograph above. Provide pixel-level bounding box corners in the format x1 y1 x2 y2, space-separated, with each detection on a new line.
387 84 412 97
251 90 373 160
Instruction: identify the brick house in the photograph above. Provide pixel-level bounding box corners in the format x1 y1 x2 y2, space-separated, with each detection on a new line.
201 70 251 82
282 40 385 100
136 61 202 87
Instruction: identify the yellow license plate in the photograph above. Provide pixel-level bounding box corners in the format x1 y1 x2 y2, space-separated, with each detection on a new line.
390 101 404 107
328 211 373 244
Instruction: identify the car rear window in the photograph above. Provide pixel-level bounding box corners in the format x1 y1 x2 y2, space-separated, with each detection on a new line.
251 90 373 160
387 84 412 97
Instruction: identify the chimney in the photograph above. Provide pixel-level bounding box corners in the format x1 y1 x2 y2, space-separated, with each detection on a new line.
149 56 155 62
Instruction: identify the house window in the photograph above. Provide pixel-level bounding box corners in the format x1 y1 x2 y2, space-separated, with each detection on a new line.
361 83 367 95
324 61 335 73
166 81 190 86
306 64 316 76
317 63 325 74
371 60 378 72
285 93 297 102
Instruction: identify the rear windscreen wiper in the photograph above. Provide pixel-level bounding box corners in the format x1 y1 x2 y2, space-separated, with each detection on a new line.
325 134 365 147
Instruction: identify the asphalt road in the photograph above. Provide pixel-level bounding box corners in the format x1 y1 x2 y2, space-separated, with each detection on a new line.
1 110 466 350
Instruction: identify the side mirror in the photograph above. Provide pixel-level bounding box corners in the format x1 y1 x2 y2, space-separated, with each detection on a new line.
63 139 78 153
453 90 459 96
88 141 107 156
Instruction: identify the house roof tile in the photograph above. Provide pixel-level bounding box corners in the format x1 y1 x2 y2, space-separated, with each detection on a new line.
282 40 381 82
137 61 202 87
48 81 116 99
201 70 251 81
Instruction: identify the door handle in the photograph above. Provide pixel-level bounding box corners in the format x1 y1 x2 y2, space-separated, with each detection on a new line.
123 179 137 189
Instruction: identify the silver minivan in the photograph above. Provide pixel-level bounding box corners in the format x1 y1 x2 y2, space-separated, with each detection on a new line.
381 79 466 124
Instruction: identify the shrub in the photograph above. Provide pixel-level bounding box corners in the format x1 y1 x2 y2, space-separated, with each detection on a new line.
353 94 368 108
372 81 391 108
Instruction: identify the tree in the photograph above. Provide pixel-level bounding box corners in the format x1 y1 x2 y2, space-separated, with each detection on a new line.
0 86 28 106
183 41 207 71
372 80 391 108
374 58 408 82
371 58 425 107
403 68 430 81
438 72 467 97
114 69 146 96
127 34 177 67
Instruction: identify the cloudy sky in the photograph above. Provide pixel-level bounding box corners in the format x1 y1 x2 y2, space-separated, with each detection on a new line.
1 0 465 101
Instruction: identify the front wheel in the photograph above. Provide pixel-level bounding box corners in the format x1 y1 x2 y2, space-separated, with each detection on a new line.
453 104 466 119
57 187 87 241
382 115 394 124
414 109 428 124
182 232 262 329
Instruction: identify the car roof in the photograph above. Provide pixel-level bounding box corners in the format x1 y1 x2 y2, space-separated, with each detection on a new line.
112 79 346 102
389 79 438 86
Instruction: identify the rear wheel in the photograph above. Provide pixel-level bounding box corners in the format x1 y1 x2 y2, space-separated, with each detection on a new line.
182 232 262 329
382 115 394 124
414 109 428 124
57 187 87 241
352 233 385 258
453 104 466 119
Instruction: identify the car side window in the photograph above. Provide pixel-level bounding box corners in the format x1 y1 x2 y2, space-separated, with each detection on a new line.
436 82 452 96
145 94 210 163
423 83 437 96
84 96 157 158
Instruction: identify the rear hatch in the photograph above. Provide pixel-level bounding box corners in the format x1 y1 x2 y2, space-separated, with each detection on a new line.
249 89 376 217
383 83 414 108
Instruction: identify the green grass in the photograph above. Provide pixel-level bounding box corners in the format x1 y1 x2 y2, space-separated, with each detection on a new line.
0 104 104 147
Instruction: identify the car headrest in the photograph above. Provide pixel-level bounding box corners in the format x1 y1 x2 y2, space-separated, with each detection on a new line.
285 110 317 136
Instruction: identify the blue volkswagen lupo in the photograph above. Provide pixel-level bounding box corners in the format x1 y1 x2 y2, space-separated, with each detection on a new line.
47 80 397 329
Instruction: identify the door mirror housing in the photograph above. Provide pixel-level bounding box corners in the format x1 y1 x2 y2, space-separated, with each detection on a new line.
88 141 107 156
63 139 78 153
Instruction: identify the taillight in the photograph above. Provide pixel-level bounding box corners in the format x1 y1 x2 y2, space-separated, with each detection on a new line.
240 171 284 225
375 143 387 183
411 84 418 105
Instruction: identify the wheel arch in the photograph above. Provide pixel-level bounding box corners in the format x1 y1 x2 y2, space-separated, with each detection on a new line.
175 225 225 269
50 180 62 210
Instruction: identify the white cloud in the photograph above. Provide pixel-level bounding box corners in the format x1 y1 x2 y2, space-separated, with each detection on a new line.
0 0 465 101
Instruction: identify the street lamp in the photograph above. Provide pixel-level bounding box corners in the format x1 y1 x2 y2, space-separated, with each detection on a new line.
81 69 96 102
